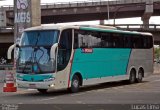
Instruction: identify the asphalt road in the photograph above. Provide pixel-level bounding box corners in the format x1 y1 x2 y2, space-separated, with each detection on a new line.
0 74 160 105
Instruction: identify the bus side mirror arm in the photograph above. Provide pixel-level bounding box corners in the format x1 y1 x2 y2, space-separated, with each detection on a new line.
50 43 58 60
7 44 16 59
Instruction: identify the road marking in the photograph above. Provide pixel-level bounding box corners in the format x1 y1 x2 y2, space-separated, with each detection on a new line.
153 79 160 82
85 90 96 93
76 101 85 104
16 89 35 94
38 97 57 101
96 89 106 92
71 93 85 97
112 87 124 90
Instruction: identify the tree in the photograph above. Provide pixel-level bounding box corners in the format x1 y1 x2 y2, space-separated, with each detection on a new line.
154 47 160 59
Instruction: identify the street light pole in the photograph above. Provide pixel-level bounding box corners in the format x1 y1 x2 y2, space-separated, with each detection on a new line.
107 0 110 24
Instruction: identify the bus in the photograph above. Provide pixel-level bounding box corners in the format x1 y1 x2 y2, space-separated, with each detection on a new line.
8 24 153 93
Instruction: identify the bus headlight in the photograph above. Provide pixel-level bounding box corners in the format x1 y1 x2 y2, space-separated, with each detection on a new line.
43 78 54 82
49 84 55 87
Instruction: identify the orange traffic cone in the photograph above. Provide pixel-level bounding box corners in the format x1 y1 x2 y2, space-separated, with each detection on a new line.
3 71 17 92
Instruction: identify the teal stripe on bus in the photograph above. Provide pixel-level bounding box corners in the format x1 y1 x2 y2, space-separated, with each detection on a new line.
71 48 131 80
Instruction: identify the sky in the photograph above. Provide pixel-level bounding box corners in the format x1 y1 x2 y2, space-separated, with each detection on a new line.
0 0 160 25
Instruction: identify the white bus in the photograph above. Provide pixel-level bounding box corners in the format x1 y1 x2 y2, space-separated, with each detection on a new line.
8 24 154 93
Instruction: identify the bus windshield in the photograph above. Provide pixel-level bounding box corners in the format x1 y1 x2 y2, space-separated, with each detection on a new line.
16 30 59 74
20 30 59 46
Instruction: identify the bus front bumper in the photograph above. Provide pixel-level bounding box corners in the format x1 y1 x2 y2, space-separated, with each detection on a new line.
16 80 55 89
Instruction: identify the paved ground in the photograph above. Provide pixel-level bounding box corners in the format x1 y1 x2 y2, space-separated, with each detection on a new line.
0 73 160 105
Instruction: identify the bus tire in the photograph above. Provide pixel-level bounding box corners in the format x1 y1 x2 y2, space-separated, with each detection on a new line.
129 69 136 84
37 89 48 94
71 75 80 93
137 69 143 83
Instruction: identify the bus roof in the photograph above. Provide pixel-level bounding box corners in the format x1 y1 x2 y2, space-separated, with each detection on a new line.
24 24 79 31
79 25 152 36
24 24 152 36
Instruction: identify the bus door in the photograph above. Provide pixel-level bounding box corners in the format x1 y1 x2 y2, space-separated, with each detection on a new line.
55 29 73 89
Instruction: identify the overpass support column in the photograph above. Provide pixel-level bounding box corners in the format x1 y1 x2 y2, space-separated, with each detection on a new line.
0 7 6 27
14 0 41 43
141 0 153 29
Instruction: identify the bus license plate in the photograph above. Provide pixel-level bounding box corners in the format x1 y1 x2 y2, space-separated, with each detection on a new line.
29 84 36 88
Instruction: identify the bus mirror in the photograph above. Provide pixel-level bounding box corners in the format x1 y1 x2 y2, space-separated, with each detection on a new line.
7 44 16 59
50 43 58 60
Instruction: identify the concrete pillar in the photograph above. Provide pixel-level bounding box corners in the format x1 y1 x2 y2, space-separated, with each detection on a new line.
141 0 153 29
100 20 104 25
30 0 41 27
0 7 6 27
14 0 41 44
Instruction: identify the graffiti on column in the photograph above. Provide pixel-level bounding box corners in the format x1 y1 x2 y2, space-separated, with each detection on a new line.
15 0 30 24
17 0 28 10
14 0 31 44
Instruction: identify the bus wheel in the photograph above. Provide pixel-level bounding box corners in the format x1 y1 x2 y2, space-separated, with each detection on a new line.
137 69 143 83
129 69 136 84
71 75 80 93
37 89 48 94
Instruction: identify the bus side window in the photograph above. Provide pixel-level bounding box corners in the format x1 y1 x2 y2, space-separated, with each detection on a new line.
100 32 111 48
144 36 153 49
74 30 88 48
124 35 135 48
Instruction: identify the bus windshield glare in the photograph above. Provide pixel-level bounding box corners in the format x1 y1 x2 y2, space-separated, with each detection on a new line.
16 30 59 74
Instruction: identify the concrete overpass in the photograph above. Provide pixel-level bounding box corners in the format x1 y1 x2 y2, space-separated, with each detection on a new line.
1 0 160 26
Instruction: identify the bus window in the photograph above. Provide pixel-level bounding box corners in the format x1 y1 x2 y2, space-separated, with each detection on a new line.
77 30 88 48
100 32 112 48
75 30 101 48
144 35 153 49
124 35 131 48
111 33 124 48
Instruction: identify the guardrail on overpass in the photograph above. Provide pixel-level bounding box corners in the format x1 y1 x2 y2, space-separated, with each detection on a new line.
0 26 13 33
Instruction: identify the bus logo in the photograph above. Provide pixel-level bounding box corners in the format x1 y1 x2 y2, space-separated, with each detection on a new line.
81 48 93 53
